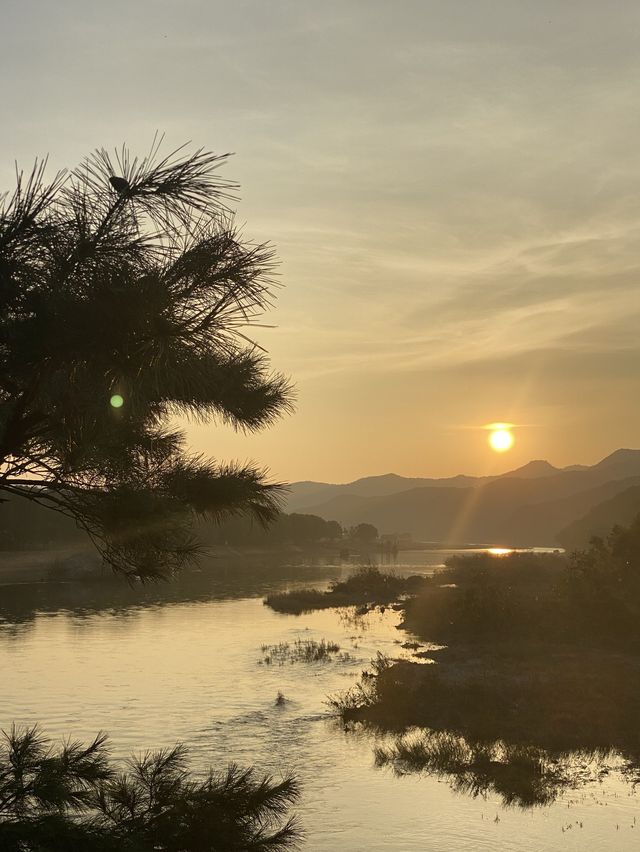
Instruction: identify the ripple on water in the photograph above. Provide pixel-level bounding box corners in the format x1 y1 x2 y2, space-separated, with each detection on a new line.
1 573 640 850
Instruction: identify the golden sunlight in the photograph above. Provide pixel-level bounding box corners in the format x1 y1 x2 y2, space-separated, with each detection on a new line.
487 423 515 453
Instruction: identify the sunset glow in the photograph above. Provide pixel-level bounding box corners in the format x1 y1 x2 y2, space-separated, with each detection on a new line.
4 2 640 848
488 427 514 453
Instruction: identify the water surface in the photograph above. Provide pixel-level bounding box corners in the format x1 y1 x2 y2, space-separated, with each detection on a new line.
1 554 638 850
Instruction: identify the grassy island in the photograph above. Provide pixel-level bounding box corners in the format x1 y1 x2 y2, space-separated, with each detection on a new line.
264 565 428 614
330 518 640 805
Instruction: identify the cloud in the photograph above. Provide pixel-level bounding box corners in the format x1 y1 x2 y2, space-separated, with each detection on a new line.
3 0 640 477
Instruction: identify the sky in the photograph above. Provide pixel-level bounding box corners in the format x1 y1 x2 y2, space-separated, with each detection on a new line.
2 0 640 483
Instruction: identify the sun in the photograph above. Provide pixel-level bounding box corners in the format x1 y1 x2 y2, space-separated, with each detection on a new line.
488 426 514 453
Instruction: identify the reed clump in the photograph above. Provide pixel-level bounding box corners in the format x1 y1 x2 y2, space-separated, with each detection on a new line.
261 638 345 665
331 648 640 804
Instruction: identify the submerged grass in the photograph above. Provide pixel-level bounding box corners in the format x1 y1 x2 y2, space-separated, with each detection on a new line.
260 638 348 665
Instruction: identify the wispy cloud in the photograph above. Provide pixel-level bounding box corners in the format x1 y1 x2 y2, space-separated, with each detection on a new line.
2 0 640 477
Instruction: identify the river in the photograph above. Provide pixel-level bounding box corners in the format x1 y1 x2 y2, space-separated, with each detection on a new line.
1 551 638 850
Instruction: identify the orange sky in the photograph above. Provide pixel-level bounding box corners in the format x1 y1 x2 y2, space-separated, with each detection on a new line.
2 1 639 482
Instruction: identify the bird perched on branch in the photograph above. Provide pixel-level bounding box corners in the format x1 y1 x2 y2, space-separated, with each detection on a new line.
0 139 291 581
109 175 131 195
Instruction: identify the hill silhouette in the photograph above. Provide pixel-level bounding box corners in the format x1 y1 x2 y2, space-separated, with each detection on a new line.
286 459 567 513
557 485 640 550
291 450 640 546
3 450 640 552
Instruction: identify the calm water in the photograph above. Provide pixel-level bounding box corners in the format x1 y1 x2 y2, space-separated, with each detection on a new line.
1 552 639 851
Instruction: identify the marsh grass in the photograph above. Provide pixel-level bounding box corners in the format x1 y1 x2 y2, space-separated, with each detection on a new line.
331 651 628 806
403 527 640 648
327 652 391 711
333 651 640 752
331 526 640 808
402 551 570 644
260 638 348 665
264 567 428 615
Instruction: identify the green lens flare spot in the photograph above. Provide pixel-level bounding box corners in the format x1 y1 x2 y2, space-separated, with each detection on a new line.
110 394 124 409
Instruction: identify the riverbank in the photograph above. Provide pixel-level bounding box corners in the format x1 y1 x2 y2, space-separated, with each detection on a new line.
325 531 640 807
336 642 640 753
263 560 640 752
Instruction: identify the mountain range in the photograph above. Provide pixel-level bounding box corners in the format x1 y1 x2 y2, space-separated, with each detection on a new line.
285 449 640 547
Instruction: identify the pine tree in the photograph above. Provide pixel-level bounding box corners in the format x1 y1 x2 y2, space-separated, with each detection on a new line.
0 726 302 850
0 137 293 579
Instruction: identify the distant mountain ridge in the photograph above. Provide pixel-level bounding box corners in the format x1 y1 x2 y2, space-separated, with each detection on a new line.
4 450 639 555
286 459 566 513
557 484 640 550
287 449 640 547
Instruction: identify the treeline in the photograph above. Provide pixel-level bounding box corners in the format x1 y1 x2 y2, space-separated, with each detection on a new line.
0 498 81 549
0 496 380 552
198 512 343 547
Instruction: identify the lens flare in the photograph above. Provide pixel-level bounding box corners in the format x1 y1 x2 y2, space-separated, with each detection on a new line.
110 394 124 409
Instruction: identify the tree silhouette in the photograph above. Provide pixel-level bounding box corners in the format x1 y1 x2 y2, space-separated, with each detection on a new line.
351 522 378 544
0 137 293 579
0 725 302 850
